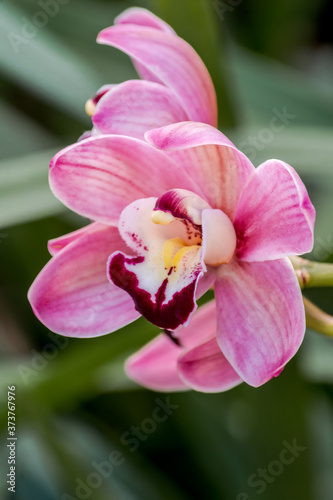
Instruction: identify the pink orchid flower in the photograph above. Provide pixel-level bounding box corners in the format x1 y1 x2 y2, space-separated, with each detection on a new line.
84 7 217 140
28 8 316 392
28 120 315 390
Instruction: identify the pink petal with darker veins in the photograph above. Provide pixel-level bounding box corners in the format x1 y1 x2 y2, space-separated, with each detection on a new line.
29 224 140 337
93 80 188 140
146 122 255 218
215 258 305 387
49 135 198 225
126 300 218 391
178 336 242 393
234 159 315 262
97 25 217 126
115 7 175 33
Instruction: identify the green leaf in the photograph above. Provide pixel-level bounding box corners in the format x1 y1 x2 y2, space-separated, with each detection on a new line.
299 330 333 383
306 395 333 499
231 46 333 126
0 318 157 426
0 4 101 121
0 101 57 159
0 148 65 229
231 125 333 174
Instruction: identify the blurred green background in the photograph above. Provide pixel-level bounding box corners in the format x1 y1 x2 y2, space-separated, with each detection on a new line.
1 0 333 499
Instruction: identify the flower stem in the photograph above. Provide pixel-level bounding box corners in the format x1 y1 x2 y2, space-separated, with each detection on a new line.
303 297 333 337
290 256 333 289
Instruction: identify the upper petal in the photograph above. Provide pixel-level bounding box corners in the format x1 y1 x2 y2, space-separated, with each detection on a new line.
233 159 316 261
115 7 175 33
125 300 217 391
92 80 189 140
115 8 175 83
146 122 255 218
215 258 306 387
97 25 217 126
178 337 242 393
28 224 140 337
49 135 198 225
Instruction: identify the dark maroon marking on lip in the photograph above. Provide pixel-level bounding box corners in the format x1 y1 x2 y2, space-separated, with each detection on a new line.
154 191 202 246
109 254 144 289
154 190 202 232
128 232 146 250
91 86 113 106
109 252 199 330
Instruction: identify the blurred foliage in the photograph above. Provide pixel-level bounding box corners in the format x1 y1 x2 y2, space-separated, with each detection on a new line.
0 0 333 499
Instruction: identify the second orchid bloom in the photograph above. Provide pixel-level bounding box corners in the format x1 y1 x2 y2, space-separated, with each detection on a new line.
28 8 315 393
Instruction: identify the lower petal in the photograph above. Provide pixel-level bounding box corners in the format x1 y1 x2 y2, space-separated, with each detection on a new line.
215 258 305 387
178 337 243 393
126 335 188 392
126 300 218 391
29 225 140 337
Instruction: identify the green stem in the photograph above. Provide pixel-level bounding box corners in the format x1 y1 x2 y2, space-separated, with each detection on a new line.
303 297 333 337
290 256 333 289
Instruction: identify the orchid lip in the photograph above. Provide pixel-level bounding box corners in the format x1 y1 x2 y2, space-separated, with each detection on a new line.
107 190 238 330
151 192 237 268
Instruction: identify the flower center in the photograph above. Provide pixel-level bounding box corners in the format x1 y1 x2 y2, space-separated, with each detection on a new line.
163 237 201 271
152 196 237 268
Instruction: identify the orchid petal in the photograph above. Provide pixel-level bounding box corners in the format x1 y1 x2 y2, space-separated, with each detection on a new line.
97 25 217 126
126 334 188 392
49 135 198 225
126 300 217 391
234 159 316 261
48 223 101 256
146 122 255 218
28 224 140 337
115 8 174 82
178 337 242 393
215 258 305 387
115 7 175 33
93 80 188 140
